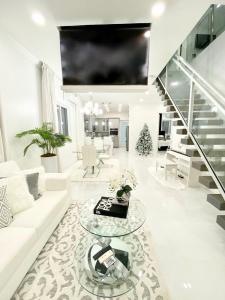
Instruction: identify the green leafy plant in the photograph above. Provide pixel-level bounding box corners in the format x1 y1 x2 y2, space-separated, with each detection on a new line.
116 185 132 198
16 122 72 157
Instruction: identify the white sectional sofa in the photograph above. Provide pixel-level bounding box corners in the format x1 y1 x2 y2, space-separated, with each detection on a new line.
0 161 72 300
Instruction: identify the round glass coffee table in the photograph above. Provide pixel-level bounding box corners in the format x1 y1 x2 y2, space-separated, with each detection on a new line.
74 197 146 298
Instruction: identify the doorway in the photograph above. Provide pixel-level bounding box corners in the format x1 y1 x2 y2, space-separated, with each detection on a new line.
119 120 129 148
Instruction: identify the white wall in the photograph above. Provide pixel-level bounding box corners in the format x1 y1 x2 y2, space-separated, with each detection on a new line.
0 27 42 169
191 30 225 103
129 87 163 156
101 112 129 121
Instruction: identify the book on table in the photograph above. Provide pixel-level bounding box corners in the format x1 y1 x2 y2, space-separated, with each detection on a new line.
93 196 129 219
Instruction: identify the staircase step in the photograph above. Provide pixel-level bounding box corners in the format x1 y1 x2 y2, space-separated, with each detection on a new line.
165 112 179 119
193 128 225 135
177 128 187 135
166 106 176 112
202 149 225 157
195 94 202 100
163 100 173 106
173 120 184 126
175 99 206 105
199 176 217 188
216 215 225 230
186 149 200 157
199 176 225 189
162 94 169 101
195 138 225 145
181 137 194 145
193 161 225 172
207 194 225 210
187 148 225 158
193 119 223 126
192 161 208 171
177 104 211 111
182 111 217 118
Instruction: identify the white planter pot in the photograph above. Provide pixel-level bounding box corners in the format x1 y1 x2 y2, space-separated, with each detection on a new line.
41 156 58 173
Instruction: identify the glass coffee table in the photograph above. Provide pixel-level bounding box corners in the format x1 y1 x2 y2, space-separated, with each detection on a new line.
74 197 146 298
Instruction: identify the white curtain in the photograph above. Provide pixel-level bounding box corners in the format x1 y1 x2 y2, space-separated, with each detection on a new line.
74 96 85 150
41 63 62 170
41 63 58 128
0 128 5 162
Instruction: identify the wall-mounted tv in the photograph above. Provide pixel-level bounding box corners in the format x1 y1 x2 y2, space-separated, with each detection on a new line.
59 23 151 86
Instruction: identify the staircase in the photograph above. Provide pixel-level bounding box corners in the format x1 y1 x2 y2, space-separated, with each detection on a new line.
155 57 225 230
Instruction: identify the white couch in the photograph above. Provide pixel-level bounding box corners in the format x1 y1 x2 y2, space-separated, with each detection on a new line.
0 161 72 300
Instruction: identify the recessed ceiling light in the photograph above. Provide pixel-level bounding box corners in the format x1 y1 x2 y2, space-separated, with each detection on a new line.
145 91 149 95
151 1 166 18
139 98 144 103
144 30 151 38
31 12 45 26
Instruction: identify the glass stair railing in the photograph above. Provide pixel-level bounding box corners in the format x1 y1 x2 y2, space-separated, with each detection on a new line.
179 4 225 63
157 55 225 228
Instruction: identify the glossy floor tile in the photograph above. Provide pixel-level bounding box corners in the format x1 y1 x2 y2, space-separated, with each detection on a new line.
72 148 225 300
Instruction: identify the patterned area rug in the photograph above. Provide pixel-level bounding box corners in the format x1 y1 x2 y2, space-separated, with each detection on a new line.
12 204 169 300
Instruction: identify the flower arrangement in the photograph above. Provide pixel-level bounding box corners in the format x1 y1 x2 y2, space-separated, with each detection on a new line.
109 169 137 201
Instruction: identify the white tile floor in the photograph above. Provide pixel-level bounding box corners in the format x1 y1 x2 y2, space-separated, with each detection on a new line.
72 148 225 300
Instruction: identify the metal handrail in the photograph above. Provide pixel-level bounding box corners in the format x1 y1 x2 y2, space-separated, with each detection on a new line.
175 55 225 105
173 56 225 118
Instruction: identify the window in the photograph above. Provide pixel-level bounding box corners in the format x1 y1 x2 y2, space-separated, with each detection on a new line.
57 105 69 135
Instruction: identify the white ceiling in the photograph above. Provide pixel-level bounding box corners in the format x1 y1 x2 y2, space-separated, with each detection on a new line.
0 0 224 109
0 0 222 78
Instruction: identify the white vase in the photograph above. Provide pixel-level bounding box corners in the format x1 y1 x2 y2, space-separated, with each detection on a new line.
41 156 58 173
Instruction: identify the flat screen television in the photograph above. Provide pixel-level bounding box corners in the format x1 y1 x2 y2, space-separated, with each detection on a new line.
58 23 151 86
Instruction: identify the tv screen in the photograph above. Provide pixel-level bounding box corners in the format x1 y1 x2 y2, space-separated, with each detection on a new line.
59 23 151 85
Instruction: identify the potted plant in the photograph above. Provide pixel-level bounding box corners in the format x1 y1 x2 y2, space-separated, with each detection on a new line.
109 169 137 203
16 122 71 172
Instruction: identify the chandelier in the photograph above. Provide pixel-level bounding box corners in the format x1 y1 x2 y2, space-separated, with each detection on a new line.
82 101 103 116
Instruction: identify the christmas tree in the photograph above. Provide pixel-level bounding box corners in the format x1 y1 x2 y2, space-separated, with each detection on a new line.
136 123 153 156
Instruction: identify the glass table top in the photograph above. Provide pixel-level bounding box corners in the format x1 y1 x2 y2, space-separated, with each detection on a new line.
79 197 146 237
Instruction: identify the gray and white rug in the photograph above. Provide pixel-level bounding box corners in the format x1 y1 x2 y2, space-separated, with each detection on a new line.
12 204 169 300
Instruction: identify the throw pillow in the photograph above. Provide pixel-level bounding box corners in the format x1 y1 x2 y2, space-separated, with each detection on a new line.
0 182 13 228
6 175 34 215
20 166 46 194
26 173 41 200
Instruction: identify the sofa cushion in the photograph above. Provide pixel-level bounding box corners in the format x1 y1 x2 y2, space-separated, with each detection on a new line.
0 227 37 291
0 161 20 177
10 191 68 237
6 174 34 215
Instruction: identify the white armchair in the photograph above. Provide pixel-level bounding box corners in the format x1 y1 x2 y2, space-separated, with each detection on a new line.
82 145 100 177
94 137 104 152
103 136 113 157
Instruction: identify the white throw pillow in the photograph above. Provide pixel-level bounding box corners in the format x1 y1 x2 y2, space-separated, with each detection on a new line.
20 166 46 194
6 175 34 215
